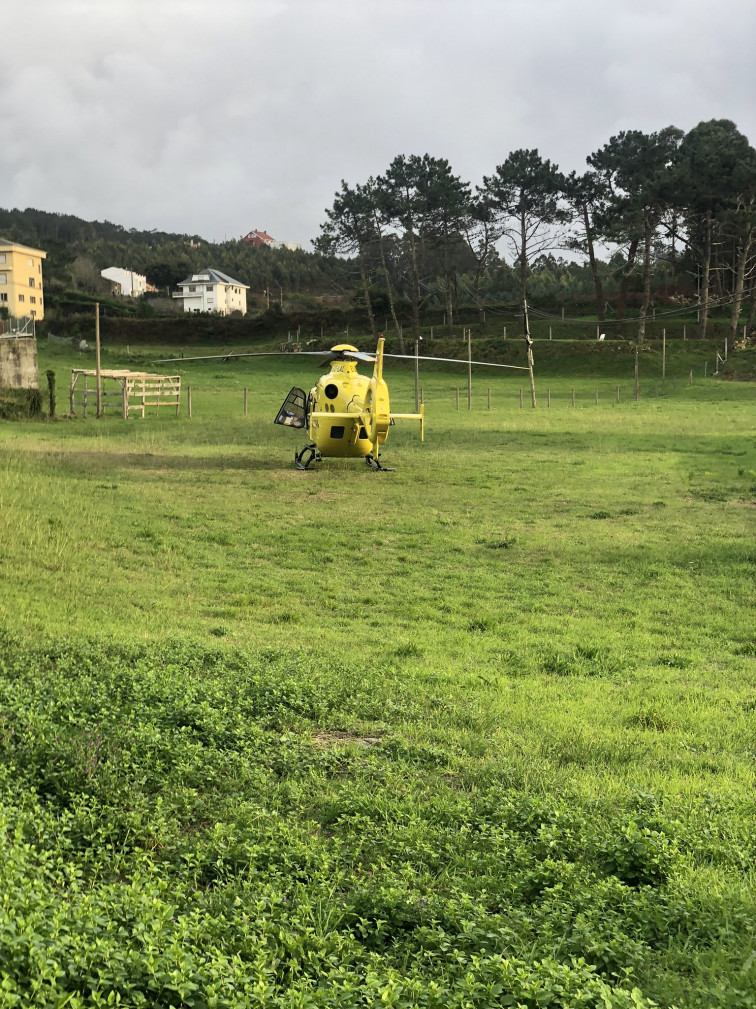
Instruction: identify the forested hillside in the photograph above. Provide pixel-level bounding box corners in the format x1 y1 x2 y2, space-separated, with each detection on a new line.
0 207 349 304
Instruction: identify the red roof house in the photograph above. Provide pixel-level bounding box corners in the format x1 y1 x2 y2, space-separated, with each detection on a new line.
241 230 276 247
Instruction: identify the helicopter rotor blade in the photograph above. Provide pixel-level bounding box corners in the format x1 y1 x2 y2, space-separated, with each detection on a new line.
155 348 527 370
155 351 328 364
343 350 376 363
382 353 529 371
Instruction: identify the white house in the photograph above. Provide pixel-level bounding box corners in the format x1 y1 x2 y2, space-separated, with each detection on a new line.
172 268 248 315
101 266 148 297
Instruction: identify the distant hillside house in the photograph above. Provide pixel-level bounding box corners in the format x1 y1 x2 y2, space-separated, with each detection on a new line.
101 266 148 297
172 268 248 315
242 229 276 247
241 229 302 252
0 239 47 320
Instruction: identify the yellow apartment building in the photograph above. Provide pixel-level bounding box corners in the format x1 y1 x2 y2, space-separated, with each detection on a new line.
0 239 47 321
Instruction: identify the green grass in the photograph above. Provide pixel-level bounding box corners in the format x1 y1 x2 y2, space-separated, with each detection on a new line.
0 340 754 1007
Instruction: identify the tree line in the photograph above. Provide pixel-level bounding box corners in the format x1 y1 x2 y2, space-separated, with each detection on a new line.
316 119 756 350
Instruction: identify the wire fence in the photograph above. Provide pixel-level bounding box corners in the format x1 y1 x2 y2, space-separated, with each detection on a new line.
167 366 714 422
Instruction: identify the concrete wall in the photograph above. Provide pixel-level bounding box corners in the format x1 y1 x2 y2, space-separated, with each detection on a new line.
0 338 39 389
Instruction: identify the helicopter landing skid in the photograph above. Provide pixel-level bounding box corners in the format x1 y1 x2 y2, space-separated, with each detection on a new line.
294 445 321 470
365 453 395 472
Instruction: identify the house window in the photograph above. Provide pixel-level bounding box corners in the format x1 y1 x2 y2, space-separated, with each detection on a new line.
29 277 35 287
27 258 33 266
0 274 6 284
206 285 212 291
38 264 41 273
30 310 36 317
188 285 196 292
18 294 24 302
0 254 6 264
0 293 7 302
30 296 36 304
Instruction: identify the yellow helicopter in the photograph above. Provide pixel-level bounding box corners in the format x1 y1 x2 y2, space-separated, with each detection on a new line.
159 334 531 469
275 336 423 469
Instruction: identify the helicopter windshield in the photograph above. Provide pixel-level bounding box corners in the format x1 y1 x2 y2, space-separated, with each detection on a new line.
274 387 307 428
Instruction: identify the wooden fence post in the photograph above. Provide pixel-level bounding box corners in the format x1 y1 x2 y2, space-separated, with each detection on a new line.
634 346 639 401
455 387 459 410
519 388 523 409
187 386 192 417
95 302 102 419
244 388 248 416
571 388 575 407
467 328 472 410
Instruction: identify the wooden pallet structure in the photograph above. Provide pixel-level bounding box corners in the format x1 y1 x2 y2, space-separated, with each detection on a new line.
69 369 181 419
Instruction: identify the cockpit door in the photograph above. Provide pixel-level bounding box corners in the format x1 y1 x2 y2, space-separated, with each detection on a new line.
274 387 307 428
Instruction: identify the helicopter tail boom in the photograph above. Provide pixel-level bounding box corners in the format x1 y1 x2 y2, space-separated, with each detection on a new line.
389 407 424 442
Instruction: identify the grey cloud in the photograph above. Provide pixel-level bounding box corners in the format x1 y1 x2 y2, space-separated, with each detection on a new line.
1 0 754 248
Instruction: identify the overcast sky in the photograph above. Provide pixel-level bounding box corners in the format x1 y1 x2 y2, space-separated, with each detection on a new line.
2 0 755 249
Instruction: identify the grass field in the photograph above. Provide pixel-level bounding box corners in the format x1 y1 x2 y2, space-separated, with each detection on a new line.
0 338 754 1008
